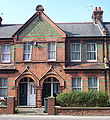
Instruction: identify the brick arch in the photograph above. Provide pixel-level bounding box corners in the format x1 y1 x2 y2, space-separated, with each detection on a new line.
40 74 64 87
15 73 39 88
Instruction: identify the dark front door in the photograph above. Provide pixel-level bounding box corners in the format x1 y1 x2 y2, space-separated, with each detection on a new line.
42 83 51 105
19 83 27 105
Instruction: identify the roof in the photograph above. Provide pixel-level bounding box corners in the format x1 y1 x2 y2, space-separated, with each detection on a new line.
0 24 22 39
57 22 102 37
103 22 110 36
64 63 106 70
1 22 110 38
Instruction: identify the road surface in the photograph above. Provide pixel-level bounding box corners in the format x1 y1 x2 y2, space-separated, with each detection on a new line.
0 115 110 120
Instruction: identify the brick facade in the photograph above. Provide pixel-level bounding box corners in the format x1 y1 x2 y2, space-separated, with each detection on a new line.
0 5 110 108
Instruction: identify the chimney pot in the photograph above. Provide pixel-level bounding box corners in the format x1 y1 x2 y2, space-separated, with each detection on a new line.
94 7 97 11
97 7 101 11
92 7 103 23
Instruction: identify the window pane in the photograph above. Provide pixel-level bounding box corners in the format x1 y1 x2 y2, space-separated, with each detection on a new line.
23 43 31 60
76 44 80 51
0 78 7 87
48 42 56 60
72 78 81 92
0 88 7 97
2 44 11 62
87 43 96 61
71 43 80 61
88 77 98 91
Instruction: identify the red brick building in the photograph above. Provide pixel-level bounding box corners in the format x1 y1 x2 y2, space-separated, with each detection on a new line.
0 5 110 107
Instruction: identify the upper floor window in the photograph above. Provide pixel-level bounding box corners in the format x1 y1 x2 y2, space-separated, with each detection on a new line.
0 78 7 97
88 77 98 91
48 42 56 61
23 43 32 61
86 43 97 61
70 43 81 62
72 77 82 92
1 44 11 62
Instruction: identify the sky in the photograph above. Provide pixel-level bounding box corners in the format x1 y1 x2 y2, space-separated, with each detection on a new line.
0 0 110 24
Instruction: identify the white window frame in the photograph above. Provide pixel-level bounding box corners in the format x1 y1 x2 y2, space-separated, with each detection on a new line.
70 43 81 62
48 42 56 61
23 43 32 61
88 77 99 91
1 44 11 62
72 77 82 92
86 43 97 62
0 78 7 97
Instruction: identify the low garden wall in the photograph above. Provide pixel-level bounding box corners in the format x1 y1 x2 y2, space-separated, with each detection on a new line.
55 107 110 116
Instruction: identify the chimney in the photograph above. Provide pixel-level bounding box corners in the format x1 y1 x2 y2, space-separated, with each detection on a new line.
92 7 103 24
0 17 2 25
36 5 44 21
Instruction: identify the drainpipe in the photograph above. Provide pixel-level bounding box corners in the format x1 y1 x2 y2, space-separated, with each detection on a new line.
103 36 110 97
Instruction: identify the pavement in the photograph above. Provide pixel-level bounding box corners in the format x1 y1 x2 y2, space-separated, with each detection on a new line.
0 115 110 120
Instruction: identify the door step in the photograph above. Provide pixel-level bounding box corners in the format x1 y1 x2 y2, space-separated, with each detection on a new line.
16 107 47 115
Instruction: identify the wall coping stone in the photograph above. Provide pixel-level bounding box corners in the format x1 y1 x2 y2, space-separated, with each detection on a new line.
55 107 110 110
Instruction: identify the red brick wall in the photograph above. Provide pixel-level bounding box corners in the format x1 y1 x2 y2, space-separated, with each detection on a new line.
0 97 15 114
55 107 110 116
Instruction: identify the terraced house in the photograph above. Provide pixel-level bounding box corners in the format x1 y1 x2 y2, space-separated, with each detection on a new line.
0 5 110 107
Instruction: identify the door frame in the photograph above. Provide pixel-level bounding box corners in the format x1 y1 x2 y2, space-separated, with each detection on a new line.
42 77 60 104
18 77 36 106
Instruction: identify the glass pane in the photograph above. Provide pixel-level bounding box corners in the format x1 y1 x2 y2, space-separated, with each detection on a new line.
76 44 80 51
0 88 7 97
77 78 81 87
72 78 81 87
2 54 10 61
23 54 30 60
0 78 7 87
73 88 81 92
48 42 56 60
88 88 97 91
87 44 91 51
71 44 75 51
48 42 55 51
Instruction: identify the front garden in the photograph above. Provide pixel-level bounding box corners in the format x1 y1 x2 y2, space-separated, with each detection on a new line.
56 91 109 107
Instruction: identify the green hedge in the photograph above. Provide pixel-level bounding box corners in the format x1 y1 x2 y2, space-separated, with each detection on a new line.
56 91 109 107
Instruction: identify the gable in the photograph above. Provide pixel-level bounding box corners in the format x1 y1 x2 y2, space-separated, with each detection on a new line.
17 14 65 42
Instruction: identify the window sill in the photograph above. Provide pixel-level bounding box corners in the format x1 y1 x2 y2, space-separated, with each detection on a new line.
71 60 81 62
47 60 56 62
86 60 97 62
23 60 32 63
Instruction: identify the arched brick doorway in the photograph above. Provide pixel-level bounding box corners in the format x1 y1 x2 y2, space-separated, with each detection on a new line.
19 77 35 106
42 77 60 105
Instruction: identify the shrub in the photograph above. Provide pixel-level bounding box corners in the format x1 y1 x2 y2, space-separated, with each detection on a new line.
56 91 109 107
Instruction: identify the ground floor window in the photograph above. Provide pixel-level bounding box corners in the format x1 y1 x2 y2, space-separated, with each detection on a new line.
72 77 82 92
88 77 98 91
0 78 7 97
